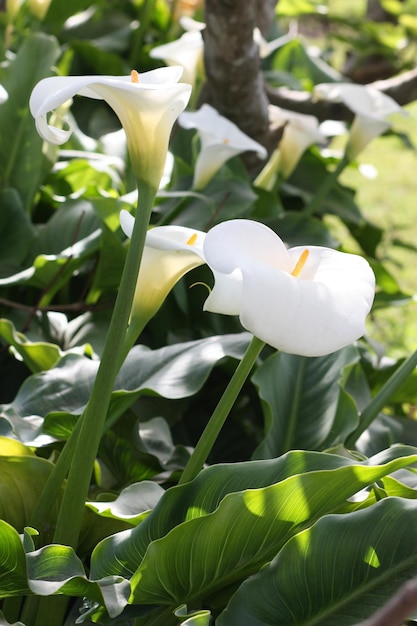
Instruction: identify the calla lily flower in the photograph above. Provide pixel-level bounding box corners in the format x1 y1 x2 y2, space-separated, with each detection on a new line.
314 82 405 159
203 220 375 357
0 85 8 105
255 105 325 188
29 0 51 19
120 210 206 327
29 67 191 191
178 104 267 189
150 30 204 86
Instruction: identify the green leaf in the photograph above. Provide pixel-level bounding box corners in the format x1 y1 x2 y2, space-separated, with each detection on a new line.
86 481 164 525
44 0 101 29
0 34 60 211
0 199 102 300
0 318 61 373
0 189 35 277
175 605 212 625
90 446 417 582
251 347 359 458
0 521 29 597
271 39 341 87
276 0 326 16
218 497 417 625
0 455 58 532
26 544 130 618
274 212 339 247
156 171 258 230
126 452 417 608
0 610 25 626
4 334 250 444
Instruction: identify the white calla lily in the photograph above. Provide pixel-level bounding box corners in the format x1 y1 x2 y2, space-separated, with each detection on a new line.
29 67 191 190
255 105 325 188
203 220 375 357
314 82 405 159
179 104 267 189
120 210 206 326
150 30 204 86
0 85 8 104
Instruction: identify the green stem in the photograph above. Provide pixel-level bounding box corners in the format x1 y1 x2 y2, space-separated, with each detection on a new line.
179 336 265 485
52 180 156 548
29 424 79 538
303 155 349 217
346 349 417 449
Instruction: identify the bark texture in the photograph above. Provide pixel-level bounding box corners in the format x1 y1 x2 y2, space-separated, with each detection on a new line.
203 0 271 157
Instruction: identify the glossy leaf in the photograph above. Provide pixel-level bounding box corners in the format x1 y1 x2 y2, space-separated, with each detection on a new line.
90 446 417 584
26 544 130 618
0 521 30 597
0 318 61 373
124 451 417 608
219 497 417 625
86 481 164 525
252 347 359 458
3 334 250 443
0 34 59 211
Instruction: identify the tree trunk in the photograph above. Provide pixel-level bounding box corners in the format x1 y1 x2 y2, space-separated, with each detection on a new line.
202 0 271 157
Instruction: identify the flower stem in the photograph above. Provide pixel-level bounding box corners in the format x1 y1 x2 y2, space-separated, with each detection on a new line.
303 155 349 217
345 349 417 449
51 180 156 548
179 335 265 485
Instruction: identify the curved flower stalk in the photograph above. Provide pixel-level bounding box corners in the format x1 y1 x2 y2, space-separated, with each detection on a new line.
120 209 206 339
150 30 204 86
203 220 375 357
314 82 405 160
178 104 267 189
29 67 191 191
28 68 192 556
255 104 325 189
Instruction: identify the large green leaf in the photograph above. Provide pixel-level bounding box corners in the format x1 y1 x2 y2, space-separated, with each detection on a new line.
0 190 35 277
2 334 250 443
0 34 60 211
252 347 359 458
90 446 417 582
123 452 417 610
218 497 417 625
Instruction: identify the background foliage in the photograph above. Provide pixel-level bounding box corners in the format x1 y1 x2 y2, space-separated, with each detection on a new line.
0 0 417 625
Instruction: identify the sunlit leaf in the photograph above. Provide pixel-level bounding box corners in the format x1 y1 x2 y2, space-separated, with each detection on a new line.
0 521 29 597
90 446 417 585
86 481 164 525
219 497 417 625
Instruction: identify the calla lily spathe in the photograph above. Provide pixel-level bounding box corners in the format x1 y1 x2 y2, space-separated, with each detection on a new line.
29 67 191 191
150 30 204 86
255 105 325 188
178 104 267 189
203 220 375 357
314 82 405 159
120 210 206 326
0 85 8 104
